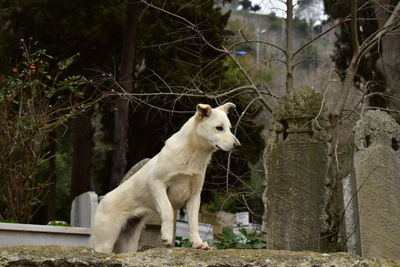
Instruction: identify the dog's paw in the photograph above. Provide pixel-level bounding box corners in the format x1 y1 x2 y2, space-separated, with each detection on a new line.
192 241 210 250
161 236 174 247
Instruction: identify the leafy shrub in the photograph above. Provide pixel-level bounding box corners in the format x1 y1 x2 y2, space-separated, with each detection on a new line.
0 39 101 223
175 236 192 248
47 220 69 227
213 227 266 249
0 219 17 223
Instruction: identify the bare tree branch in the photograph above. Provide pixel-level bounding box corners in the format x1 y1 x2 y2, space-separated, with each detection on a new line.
333 0 400 117
293 19 343 58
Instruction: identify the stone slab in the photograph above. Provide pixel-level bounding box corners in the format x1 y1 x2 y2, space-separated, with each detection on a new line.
265 138 327 251
0 223 90 247
0 246 399 267
353 110 400 259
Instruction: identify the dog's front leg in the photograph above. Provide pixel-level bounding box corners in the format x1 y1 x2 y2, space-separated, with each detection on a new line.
148 179 175 247
186 190 210 249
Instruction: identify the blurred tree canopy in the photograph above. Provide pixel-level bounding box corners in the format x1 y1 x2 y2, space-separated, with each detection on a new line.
0 0 126 72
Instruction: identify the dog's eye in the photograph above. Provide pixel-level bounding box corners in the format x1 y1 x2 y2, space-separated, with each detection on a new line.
216 126 224 131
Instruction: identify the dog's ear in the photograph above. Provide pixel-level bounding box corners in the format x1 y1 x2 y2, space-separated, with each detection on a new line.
196 103 212 119
218 102 236 113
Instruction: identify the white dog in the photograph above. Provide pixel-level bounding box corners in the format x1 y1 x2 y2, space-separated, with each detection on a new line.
90 103 241 253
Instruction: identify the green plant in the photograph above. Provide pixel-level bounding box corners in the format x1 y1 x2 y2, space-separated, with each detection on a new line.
0 219 17 223
175 236 192 248
213 227 266 249
0 39 102 223
47 220 69 227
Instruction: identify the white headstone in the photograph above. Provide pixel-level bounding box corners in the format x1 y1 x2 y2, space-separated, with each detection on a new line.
70 191 98 227
236 212 249 226
175 221 213 241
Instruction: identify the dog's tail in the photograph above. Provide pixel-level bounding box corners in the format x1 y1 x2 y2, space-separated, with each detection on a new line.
112 216 148 253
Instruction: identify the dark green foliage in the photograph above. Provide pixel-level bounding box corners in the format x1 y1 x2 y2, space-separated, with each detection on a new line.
0 219 17 223
54 140 74 222
137 0 230 94
202 192 237 213
175 236 192 248
0 1 128 216
323 0 351 19
213 227 266 249
0 0 126 73
239 0 261 12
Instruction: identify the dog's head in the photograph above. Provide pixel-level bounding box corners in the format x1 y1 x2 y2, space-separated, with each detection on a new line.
194 102 241 151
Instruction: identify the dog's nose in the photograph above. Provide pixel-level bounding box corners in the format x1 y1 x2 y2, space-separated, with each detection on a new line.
234 140 241 149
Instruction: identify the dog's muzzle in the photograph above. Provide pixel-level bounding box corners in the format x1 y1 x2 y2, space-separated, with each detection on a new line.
233 140 241 149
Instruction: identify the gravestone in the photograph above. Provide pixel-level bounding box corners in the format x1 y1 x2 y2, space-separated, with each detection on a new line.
70 191 98 227
341 174 361 255
235 211 250 226
120 158 150 184
262 86 329 251
352 109 400 259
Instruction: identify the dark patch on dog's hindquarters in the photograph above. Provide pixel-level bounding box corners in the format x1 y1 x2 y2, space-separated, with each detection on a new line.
113 216 142 253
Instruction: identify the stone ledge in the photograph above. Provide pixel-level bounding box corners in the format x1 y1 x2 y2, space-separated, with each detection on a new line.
1 246 399 267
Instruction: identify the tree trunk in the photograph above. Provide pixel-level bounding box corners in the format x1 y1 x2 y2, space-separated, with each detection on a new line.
285 0 294 93
109 2 139 190
333 58 358 117
70 111 94 201
46 129 57 221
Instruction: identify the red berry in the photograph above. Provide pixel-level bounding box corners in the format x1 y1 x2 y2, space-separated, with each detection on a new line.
12 68 18 73
20 38 25 42
29 65 36 70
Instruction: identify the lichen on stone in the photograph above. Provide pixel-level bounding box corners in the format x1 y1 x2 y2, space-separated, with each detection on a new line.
1 246 400 267
354 109 400 150
275 85 324 120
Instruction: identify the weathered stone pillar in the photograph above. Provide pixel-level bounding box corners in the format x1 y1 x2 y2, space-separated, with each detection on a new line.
262 86 329 251
352 109 400 259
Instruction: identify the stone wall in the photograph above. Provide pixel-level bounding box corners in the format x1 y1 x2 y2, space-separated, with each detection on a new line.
1 246 400 267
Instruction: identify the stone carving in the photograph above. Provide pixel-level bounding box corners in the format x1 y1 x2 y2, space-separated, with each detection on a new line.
262 86 329 251
352 109 400 259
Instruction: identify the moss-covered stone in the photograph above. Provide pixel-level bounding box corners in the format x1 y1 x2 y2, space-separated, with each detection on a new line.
1 246 399 267
275 85 323 120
